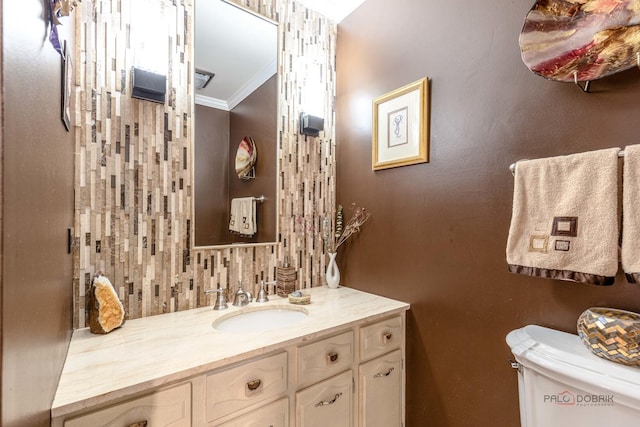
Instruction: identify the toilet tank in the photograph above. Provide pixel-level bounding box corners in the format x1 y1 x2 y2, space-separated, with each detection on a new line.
506 325 640 427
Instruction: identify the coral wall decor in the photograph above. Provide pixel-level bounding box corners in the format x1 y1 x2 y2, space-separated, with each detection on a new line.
519 0 640 84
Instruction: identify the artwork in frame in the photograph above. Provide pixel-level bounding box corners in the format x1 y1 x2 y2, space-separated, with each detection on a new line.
372 77 429 170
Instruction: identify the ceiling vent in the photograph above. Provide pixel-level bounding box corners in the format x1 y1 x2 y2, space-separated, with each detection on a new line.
195 69 215 90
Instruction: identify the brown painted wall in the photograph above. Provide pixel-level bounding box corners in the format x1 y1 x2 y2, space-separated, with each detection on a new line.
194 104 230 246
229 74 278 244
1 0 75 426
336 0 640 426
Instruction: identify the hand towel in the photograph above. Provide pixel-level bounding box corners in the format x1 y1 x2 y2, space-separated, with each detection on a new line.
229 197 256 236
622 144 640 283
506 148 620 286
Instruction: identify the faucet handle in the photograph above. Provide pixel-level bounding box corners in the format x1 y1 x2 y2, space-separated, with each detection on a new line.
207 288 228 310
256 281 269 303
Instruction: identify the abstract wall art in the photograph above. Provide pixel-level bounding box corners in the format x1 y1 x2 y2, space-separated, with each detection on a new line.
520 0 640 87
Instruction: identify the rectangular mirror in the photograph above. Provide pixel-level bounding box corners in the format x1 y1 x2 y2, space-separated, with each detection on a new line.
193 0 278 248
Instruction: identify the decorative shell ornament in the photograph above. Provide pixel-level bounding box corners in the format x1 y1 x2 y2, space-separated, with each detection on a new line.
235 136 257 179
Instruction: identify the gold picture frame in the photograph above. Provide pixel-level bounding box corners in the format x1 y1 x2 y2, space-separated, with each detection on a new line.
372 77 429 170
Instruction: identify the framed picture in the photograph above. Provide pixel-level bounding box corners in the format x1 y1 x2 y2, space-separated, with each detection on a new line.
372 77 429 170
61 40 72 131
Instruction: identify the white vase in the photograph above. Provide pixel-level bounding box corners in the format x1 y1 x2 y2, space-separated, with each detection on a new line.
326 252 340 289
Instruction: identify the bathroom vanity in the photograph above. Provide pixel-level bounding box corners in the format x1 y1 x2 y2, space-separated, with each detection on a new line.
51 286 409 426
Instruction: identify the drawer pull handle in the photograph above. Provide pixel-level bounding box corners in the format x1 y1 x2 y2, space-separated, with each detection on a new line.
373 367 395 378
246 379 262 391
315 392 343 407
128 422 148 427
382 332 393 343
327 352 339 364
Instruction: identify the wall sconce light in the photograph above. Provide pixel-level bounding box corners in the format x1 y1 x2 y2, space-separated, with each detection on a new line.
299 112 325 137
130 0 168 91
131 67 167 104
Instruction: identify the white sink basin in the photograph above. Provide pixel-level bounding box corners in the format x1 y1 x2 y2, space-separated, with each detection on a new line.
213 306 309 333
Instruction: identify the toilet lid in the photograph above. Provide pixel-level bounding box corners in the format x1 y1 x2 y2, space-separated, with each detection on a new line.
507 325 640 405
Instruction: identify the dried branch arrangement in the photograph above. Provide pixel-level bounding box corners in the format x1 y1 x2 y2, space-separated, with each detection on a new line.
322 203 371 253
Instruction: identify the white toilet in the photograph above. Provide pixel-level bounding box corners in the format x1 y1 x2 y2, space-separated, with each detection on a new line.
506 325 640 426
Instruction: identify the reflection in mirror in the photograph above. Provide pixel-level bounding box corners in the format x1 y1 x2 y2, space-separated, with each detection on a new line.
194 0 278 247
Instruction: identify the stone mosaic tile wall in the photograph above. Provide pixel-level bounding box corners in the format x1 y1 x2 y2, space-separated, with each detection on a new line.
73 0 337 327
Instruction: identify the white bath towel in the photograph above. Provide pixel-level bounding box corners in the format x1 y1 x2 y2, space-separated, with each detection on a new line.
229 197 256 236
506 148 620 285
622 145 640 283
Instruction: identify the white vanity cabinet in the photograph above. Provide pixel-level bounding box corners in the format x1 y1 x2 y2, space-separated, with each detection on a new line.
51 287 409 427
54 314 406 427
204 318 404 427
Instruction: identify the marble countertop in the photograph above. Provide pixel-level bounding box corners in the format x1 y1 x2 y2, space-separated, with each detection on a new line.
52 286 409 418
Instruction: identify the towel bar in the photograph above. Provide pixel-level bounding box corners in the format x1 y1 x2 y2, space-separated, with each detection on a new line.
253 196 265 203
509 150 626 176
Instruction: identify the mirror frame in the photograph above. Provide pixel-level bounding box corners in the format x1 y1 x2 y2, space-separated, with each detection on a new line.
191 0 280 250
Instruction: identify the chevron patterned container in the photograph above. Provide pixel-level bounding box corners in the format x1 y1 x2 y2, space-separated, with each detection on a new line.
577 307 640 366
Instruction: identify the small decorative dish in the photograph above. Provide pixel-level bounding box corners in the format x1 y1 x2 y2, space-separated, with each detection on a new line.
288 291 311 305
577 307 640 366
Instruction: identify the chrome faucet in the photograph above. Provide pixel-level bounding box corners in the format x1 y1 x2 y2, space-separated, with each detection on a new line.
205 287 228 310
255 280 269 303
232 282 253 306
255 280 277 303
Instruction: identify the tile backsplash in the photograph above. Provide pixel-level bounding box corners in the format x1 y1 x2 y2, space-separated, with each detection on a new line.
73 0 337 327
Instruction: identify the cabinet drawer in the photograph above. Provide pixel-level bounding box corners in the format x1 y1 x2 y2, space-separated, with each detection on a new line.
360 316 402 360
217 397 289 427
295 370 353 427
297 331 354 387
64 382 191 427
206 352 288 422
358 349 403 427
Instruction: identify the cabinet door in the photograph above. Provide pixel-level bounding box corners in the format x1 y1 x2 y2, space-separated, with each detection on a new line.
358 350 402 427
296 370 353 427
64 383 191 427
217 398 289 427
